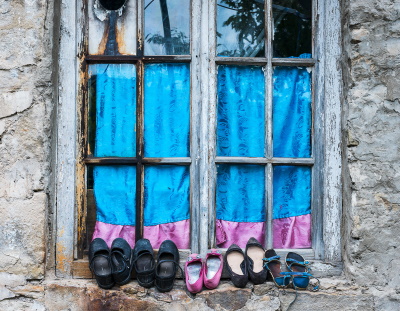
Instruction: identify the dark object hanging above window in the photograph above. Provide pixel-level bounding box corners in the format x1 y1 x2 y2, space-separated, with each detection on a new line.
99 0 126 11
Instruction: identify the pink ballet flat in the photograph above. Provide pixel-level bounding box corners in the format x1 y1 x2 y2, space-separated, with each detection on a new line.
203 249 223 289
185 254 204 293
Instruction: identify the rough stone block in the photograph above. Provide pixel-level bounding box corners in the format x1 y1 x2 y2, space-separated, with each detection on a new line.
0 193 46 279
0 91 33 119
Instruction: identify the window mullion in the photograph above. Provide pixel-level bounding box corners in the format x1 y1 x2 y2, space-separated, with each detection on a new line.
196 0 215 254
265 0 273 250
190 0 202 254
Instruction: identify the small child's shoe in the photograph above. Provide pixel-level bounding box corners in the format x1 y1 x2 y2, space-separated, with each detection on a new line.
185 254 204 293
203 249 223 290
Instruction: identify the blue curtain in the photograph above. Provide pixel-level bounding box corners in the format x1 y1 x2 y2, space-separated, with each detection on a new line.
217 65 265 157
216 164 265 223
91 64 136 157
273 166 311 219
144 63 190 157
144 165 190 226
93 166 136 226
273 59 312 158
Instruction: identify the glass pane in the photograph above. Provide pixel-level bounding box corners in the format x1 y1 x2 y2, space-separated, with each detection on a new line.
217 0 265 57
92 166 136 225
273 66 311 158
273 0 312 58
144 64 190 157
89 0 137 55
144 0 190 55
216 164 265 222
217 66 265 157
88 64 136 157
85 166 96 251
87 165 137 249
273 165 311 248
216 165 266 248
144 165 190 248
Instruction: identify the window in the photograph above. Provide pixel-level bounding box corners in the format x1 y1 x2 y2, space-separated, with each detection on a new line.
55 0 343 277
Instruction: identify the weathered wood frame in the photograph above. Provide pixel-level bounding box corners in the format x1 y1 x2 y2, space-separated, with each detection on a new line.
55 0 343 277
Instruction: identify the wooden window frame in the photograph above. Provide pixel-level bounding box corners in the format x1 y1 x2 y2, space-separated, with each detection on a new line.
55 0 343 278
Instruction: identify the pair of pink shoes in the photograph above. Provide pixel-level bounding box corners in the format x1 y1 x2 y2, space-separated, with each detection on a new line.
184 249 223 293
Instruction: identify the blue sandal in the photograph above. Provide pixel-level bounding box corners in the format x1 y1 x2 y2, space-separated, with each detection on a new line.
263 249 291 288
284 252 319 291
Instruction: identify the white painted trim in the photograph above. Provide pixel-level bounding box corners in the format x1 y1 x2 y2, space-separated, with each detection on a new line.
322 0 343 263
55 0 78 277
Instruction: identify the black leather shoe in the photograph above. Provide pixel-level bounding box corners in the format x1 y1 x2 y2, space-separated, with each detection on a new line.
110 238 133 285
132 239 156 288
89 238 115 289
155 240 180 292
245 237 268 284
224 244 248 288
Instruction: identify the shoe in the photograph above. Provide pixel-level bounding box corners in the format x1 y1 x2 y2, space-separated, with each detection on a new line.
89 238 115 289
110 238 133 285
132 239 156 288
203 249 223 290
245 237 268 285
263 249 290 288
155 240 182 292
284 252 319 291
224 244 248 288
185 254 203 293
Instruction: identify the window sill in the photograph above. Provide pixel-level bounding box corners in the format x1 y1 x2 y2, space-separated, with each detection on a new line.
72 249 342 279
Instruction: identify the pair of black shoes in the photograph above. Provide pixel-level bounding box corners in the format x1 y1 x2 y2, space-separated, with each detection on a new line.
89 238 181 291
89 238 133 289
224 237 268 288
133 239 181 292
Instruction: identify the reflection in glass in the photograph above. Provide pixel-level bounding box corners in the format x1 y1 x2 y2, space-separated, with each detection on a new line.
273 0 312 57
88 64 136 157
217 65 265 157
217 0 265 57
144 63 190 157
144 0 190 55
273 66 311 158
216 164 265 222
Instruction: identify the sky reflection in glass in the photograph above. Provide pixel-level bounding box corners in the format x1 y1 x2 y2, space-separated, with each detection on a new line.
144 0 190 55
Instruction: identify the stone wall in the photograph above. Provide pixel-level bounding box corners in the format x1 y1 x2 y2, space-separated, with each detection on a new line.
0 0 400 310
342 0 400 306
0 0 53 282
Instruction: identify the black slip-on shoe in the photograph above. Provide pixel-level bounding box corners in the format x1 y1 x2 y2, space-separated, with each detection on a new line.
110 238 133 285
245 237 268 285
132 239 156 288
155 240 181 293
224 244 248 288
89 238 115 289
